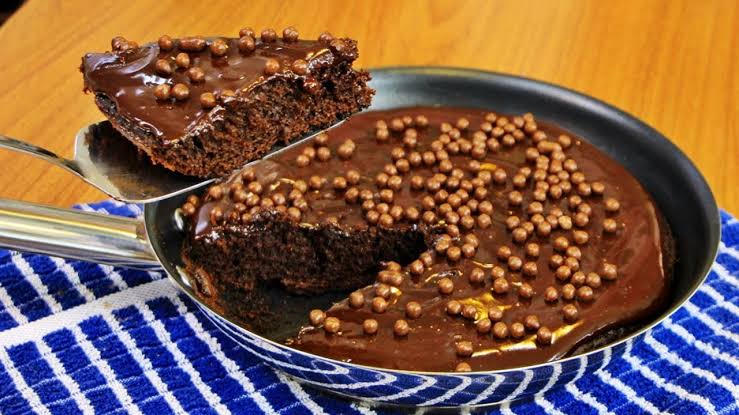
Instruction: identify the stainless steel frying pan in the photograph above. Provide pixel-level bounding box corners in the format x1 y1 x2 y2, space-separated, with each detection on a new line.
0 67 720 408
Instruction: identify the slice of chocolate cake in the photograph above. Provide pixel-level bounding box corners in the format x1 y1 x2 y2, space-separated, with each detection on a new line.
179 107 674 372
81 27 374 178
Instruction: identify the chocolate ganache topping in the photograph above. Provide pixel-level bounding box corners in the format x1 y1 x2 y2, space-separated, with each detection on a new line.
82 29 356 143
182 107 670 372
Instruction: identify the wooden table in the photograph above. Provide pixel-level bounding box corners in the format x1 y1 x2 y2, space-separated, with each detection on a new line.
0 0 736 213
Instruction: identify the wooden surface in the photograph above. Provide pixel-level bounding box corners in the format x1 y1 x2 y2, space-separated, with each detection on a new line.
0 0 736 213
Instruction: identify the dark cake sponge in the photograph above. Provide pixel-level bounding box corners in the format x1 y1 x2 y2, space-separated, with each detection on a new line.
81 29 374 178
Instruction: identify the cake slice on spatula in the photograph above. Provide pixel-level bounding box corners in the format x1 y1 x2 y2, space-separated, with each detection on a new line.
81 26 374 178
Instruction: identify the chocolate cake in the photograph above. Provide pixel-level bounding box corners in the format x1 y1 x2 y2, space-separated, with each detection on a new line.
81 27 373 177
180 107 674 372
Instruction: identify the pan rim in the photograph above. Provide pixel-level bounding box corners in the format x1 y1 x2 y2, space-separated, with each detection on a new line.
146 65 721 376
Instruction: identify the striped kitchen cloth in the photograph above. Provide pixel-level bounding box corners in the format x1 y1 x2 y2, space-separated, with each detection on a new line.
0 200 737 415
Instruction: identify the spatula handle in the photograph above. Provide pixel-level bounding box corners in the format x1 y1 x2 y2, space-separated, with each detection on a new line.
0 198 160 270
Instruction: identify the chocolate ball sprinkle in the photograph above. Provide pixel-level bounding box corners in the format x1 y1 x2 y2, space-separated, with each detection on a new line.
175 53 190 69
372 297 388 313
180 202 196 217
605 198 621 212
455 362 472 372
363 318 378 334
475 318 492 334
264 58 280 75
172 83 189 100
574 212 590 227
461 243 476 258
525 243 540 258
497 246 512 260
290 59 309 75
555 265 572 281
523 261 538 277
332 176 348 190
553 236 569 252
571 271 586 287
195 92 215 110
455 341 474 357
603 218 619 233
591 181 605 195
261 28 277 42
493 277 510 294
562 304 579 322
510 322 526 339
536 327 553 345
287 207 302 222
309 309 325 326
282 26 299 42
572 230 589 245
154 84 171 100
209 39 229 56
562 284 576 300
507 216 522 230
394 319 410 336
238 35 256 53
477 214 492 229
209 206 223 224
565 256 580 271
566 246 582 260
462 304 478 320
519 283 534 299
578 203 593 216
316 146 331 161
238 27 255 38
438 277 454 294
512 227 528 243
349 291 364 308
155 59 173 76
601 262 618 280
158 35 173 51
586 272 602 288
187 67 206 83
493 322 509 339
490 266 505 280
483 309 501 324
324 317 340 333
507 256 523 271
446 300 462 315
577 286 594 302
405 301 422 319
469 267 485 284
295 154 310 167
318 31 334 43
365 210 379 225
524 315 540 331
544 286 559 302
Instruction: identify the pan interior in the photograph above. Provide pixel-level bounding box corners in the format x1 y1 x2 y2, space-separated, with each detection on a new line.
145 67 720 348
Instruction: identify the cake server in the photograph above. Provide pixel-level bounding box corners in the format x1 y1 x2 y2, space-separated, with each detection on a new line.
0 121 343 204
0 68 720 408
0 121 208 203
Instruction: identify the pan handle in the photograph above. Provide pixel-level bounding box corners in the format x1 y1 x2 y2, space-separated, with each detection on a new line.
0 198 161 270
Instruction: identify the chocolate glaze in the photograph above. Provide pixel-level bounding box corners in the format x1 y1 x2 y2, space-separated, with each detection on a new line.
82 36 353 143
187 107 669 372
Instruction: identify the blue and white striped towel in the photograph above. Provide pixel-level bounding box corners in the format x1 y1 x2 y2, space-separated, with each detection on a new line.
0 200 737 415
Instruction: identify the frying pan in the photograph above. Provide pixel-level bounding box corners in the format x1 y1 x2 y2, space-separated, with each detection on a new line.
0 67 720 408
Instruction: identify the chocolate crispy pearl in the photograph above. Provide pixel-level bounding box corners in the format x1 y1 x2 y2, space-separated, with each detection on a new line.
184 107 669 372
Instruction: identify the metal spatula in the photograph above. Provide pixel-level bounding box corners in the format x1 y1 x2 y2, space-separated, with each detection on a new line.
0 121 210 203
0 120 334 203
